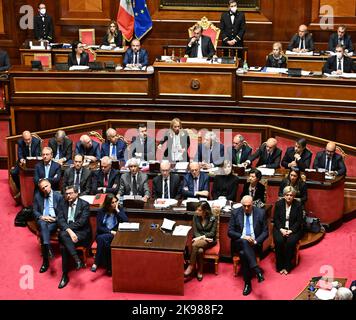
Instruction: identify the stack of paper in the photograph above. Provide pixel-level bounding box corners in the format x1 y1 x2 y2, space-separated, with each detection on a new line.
118 222 140 231
153 199 178 208
69 66 89 71
160 218 176 232
258 168 275 176
172 225 192 236
315 287 337 300
175 162 189 170
79 195 95 204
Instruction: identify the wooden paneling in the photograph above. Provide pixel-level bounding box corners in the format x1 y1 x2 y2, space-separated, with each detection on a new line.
320 0 356 16
0 0 4 34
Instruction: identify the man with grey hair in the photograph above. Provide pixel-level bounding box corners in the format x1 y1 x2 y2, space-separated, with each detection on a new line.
34 147 61 190
196 131 225 169
334 287 353 300
182 162 209 199
75 134 101 162
48 130 73 165
228 195 268 296
100 128 126 161
185 24 215 59
227 134 252 165
119 158 150 202
91 156 119 194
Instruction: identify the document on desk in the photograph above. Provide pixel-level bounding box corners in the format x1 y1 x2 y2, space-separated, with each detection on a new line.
324 72 356 78
160 218 176 232
172 225 192 236
69 66 89 71
79 195 95 204
315 287 337 300
286 50 314 56
258 168 275 176
174 162 189 170
263 67 288 74
186 58 209 63
118 222 140 231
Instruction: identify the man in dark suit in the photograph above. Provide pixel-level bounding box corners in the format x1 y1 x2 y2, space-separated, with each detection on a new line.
75 134 101 162
328 25 354 53
33 3 54 41
287 24 315 52
91 156 120 195
313 141 346 176
196 131 225 168
182 162 209 199
129 123 155 161
152 161 182 199
323 44 356 74
122 39 149 68
33 178 64 273
281 138 312 171
100 127 126 161
185 25 215 59
62 154 91 195
0 49 11 71
10 130 41 190
244 138 282 169
34 147 61 191
118 158 150 201
220 0 246 57
57 185 91 289
228 195 268 296
48 130 73 165
227 134 252 165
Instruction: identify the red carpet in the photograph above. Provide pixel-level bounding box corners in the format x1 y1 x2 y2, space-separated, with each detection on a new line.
0 170 354 300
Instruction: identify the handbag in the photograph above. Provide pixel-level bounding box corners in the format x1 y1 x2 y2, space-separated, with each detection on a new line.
305 216 322 233
14 206 34 227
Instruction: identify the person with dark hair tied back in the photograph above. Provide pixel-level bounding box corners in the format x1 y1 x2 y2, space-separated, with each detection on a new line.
68 41 89 67
265 42 287 68
273 186 304 275
240 169 265 204
184 201 217 281
91 193 128 275
281 138 312 171
278 169 307 208
102 21 123 48
212 160 239 201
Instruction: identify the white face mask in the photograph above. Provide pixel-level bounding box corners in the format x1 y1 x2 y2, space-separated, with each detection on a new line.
336 52 343 59
230 7 237 13
40 8 46 15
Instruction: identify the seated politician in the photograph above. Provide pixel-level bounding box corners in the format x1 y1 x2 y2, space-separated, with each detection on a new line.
91 156 119 195
128 123 155 161
184 201 217 281
281 138 312 171
68 41 89 67
323 44 356 74
182 162 209 199
287 24 315 53
102 21 123 48
273 186 304 275
313 141 346 176
240 169 265 204
48 130 73 165
227 134 252 165
118 158 150 202
196 131 225 169
265 42 287 68
228 195 268 296
0 48 11 71
185 24 215 59
91 193 128 275
75 134 101 162
243 137 282 169
122 39 148 68
278 169 307 208
328 25 354 53
212 160 239 201
152 160 182 200
100 128 126 161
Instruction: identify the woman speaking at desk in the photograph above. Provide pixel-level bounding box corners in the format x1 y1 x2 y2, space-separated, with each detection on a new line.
91 193 128 275
68 41 89 67
184 201 217 281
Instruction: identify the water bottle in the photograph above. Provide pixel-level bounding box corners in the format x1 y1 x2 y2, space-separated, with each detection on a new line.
243 60 249 71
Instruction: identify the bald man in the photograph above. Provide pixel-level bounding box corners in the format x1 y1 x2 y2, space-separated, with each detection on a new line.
244 138 282 169
287 24 315 52
122 39 149 68
182 162 209 199
75 134 101 162
100 128 126 161
313 141 346 176
227 134 252 165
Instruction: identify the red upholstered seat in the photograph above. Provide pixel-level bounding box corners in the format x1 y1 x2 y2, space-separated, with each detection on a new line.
79 29 96 46
204 240 220 255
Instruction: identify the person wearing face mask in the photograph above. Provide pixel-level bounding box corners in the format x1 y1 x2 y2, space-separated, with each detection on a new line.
322 44 356 75
265 42 287 68
33 3 54 41
212 160 239 201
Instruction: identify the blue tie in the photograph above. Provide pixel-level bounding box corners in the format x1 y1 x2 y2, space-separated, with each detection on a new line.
45 164 50 178
245 214 251 236
111 144 117 158
44 197 50 216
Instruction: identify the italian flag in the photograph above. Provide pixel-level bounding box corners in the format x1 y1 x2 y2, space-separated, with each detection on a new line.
117 0 134 41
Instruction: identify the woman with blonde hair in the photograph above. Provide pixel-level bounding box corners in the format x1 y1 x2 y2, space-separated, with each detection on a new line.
102 21 123 48
265 42 287 68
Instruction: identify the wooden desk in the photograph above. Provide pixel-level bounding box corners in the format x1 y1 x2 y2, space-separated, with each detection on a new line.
111 220 188 295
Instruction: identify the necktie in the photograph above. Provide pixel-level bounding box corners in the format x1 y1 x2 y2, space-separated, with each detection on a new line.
193 177 198 193
236 150 241 164
250 187 255 198
44 197 50 216
134 52 138 64
111 144 117 158
104 173 109 187
74 170 80 188
338 38 344 46
326 157 331 171
45 164 50 178
68 205 75 223
28 145 31 157
266 152 271 164
164 178 169 199
301 38 304 50
58 144 63 157
132 175 138 195
245 214 251 236
337 59 342 71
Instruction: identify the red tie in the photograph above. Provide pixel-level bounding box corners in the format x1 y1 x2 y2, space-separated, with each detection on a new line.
104 173 109 187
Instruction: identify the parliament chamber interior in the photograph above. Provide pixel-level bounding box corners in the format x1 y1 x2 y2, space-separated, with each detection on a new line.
0 0 355 302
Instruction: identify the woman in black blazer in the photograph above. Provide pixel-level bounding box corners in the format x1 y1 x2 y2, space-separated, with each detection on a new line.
278 169 308 207
102 21 123 48
240 169 265 203
91 193 128 275
212 160 239 201
184 201 217 281
273 186 304 275
68 41 89 67
265 42 287 68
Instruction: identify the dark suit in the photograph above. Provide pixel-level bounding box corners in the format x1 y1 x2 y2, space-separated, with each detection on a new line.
287 33 315 51
57 198 91 273
0 50 11 71
185 35 215 58
278 179 308 206
159 130 190 162
75 140 101 160
248 145 282 169
102 33 123 47
100 140 126 161
34 161 62 190
313 151 346 176
328 32 354 52
240 182 265 203
220 10 246 48
91 169 120 195
273 199 303 272
62 167 92 195
48 137 73 163
281 147 312 171
322 55 356 74
129 136 155 161
67 52 89 67
152 174 182 199
212 174 239 201
265 54 287 68
182 172 209 199
123 48 149 67
119 172 150 198
34 14 54 41
227 145 252 165
228 206 268 282
197 143 225 166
